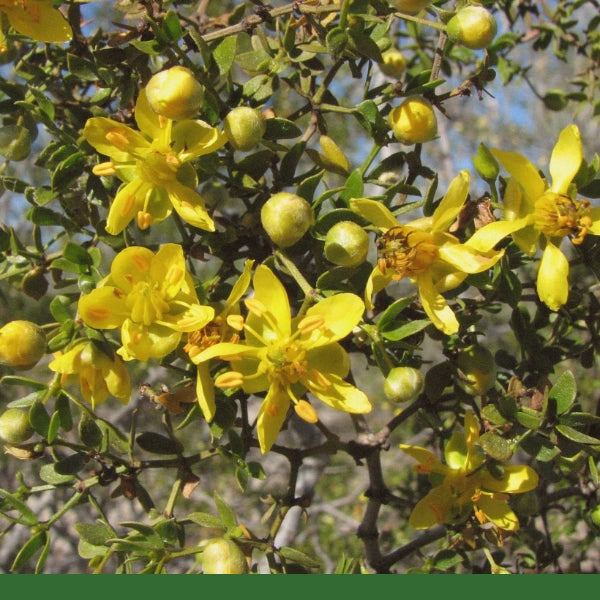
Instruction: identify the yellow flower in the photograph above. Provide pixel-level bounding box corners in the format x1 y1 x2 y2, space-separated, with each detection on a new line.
468 125 600 311
191 265 372 453
83 88 226 235
400 410 538 531
48 340 131 409
184 259 254 423
0 1 72 47
351 170 504 335
77 244 215 361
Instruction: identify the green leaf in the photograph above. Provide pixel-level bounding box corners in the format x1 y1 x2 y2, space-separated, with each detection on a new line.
79 413 103 448
514 410 542 430
555 424 600 445
38 463 76 485
66 53 98 81
46 410 61 444
162 10 183 41
548 371 577 415
481 404 509 426
51 151 85 192
0 125 32 161
520 434 561 462
54 452 87 475
479 432 513 461
278 546 322 570
29 400 50 437
136 432 182 455
185 512 225 529
63 242 93 266
78 539 109 560
214 35 238 75
264 117 302 140
49 295 74 323
339 169 364 203
75 522 114 546
380 319 430 342
213 491 238 531
0 488 38 525
55 394 73 432
11 531 48 572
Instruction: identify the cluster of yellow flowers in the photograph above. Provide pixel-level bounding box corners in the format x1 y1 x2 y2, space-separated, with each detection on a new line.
8 2 600 535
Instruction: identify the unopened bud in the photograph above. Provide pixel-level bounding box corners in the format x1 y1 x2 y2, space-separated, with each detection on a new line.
145 66 204 120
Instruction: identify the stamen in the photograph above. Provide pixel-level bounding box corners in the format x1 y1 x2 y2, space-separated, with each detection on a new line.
92 161 117 176
226 314 245 331
294 399 319 424
137 211 153 230
244 297 267 317
298 315 325 334
215 371 245 388
106 128 131 150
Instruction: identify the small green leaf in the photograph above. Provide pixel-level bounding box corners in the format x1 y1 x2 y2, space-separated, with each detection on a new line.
49 295 74 323
0 488 38 525
79 413 103 448
136 432 182 455
11 531 48 572
380 319 430 342
46 410 61 444
555 424 600 445
75 522 114 546
162 10 183 41
264 117 302 140
479 432 513 461
54 452 87 475
520 434 561 462
185 512 225 529
213 491 238 531
39 463 76 485
515 410 542 430
63 242 93 266
214 35 238 75
55 394 73 432
278 546 322 570
481 404 509 426
548 371 577 415
29 400 50 437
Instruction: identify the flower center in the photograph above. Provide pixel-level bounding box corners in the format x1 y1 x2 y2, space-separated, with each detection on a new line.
377 226 439 280
266 341 308 387
533 193 593 244
139 149 181 186
126 281 170 326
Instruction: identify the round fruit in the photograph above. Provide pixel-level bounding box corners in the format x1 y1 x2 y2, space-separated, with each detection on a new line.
388 96 437 145
324 221 370 267
260 192 313 248
379 48 407 78
223 107 267 152
0 408 34 444
388 0 432 14
202 538 249 574
447 6 498 50
383 366 424 403
0 320 46 370
145 66 204 120
455 344 497 396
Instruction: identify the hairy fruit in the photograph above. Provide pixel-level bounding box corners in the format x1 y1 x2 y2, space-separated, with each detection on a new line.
0 408 34 444
389 96 437 145
202 538 249 574
447 6 498 50
145 66 204 120
455 344 497 396
383 366 424 403
324 221 370 267
223 106 267 152
261 192 313 248
0 320 46 370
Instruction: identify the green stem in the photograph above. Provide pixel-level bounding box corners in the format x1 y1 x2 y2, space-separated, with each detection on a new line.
338 0 350 29
274 250 315 297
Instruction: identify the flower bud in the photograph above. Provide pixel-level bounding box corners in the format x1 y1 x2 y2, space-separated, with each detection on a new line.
389 96 437 145
261 192 313 248
145 66 204 120
223 107 267 152
0 408 34 444
473 142 500 181
324 221 370 267
379 48 407 78
388 0 432 14
0 320 46 370
455 344 497 396
202 538 249 574
447 6 498 50
383 366 424 403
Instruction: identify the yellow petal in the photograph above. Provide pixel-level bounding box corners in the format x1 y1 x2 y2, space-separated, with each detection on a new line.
409 486 452 529
78 287 129 329
105 179 147 236
104 354 132 402
302 293 364 347
172 120 228 159
349 198 399 230
306 342 350 378
256 384 291 453
438 237 504 274
399 444 447 473
83 118 148 162
250 265 291 340
465 216 532 253
305 371 372 414
415 272 459 335
476 495 520 531
549 125 583 195
224 260 255 310
6 2 72 43
479 465 539 494
431 170 469 233
365 265 393 310
588 208 600 235
110 246 154 291
196 362 216 422
48 341 87 375
491 149 546 203
135 88 165 141
167 181 216 232
119 321 181 361
444 431 468 470
191 341 259 364
537 240 569 311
